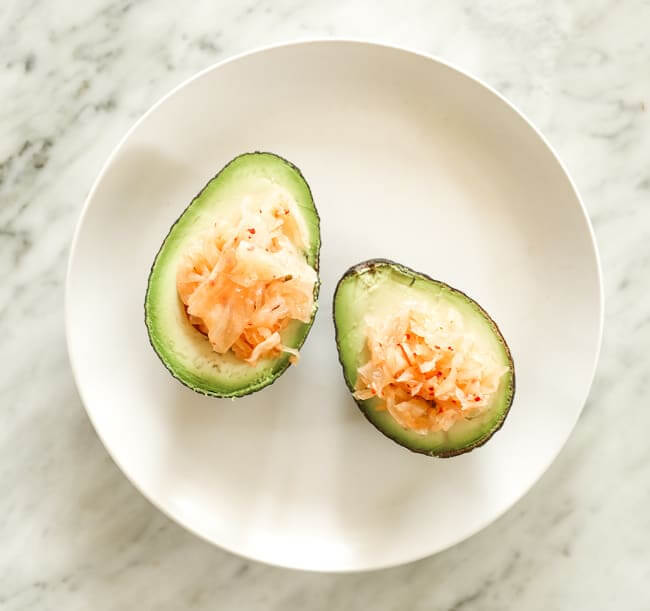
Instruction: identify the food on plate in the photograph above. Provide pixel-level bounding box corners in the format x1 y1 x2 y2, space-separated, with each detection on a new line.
145 152 320 397
333 259 514 457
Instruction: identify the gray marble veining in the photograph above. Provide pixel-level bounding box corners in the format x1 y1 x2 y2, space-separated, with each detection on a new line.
1 0 649 609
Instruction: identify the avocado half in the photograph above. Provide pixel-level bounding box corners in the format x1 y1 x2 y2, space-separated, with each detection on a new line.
145 152 321 398
333 259 515 457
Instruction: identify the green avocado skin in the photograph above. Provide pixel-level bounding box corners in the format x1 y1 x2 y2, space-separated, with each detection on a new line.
333 259 515 458
144 152 321 398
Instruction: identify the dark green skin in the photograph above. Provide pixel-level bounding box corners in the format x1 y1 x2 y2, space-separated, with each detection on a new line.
333 259 516 458
144 152 321 398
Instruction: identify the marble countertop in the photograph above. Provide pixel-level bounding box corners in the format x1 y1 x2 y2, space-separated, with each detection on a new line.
1 0 649 608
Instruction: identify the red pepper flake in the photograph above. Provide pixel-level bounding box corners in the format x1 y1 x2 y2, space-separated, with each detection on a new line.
284 209 289 215
248 227 256 234
405 333 411 339
448 346 453 351
434 345 441 350
474 396 481 402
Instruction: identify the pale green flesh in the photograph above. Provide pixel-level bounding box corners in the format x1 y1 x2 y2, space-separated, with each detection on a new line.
334 263 514 455
145 153 320 397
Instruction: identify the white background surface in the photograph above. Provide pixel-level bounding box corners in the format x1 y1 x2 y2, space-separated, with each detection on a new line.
1 0 649 608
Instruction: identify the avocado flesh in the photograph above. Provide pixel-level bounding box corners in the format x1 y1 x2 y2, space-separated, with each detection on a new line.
145 152 320 398
333 259 515 457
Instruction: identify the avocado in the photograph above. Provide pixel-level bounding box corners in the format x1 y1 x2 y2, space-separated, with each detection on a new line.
145 152 320 398
333 259 515 457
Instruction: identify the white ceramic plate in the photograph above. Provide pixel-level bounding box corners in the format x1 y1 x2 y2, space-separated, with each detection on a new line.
66 41 603 572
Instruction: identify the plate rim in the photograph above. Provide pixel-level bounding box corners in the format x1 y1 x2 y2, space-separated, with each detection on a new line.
65 38 604 573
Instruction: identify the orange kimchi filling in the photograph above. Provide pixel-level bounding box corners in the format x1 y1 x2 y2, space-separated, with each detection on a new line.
176 189 316 366
353 306 508 434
